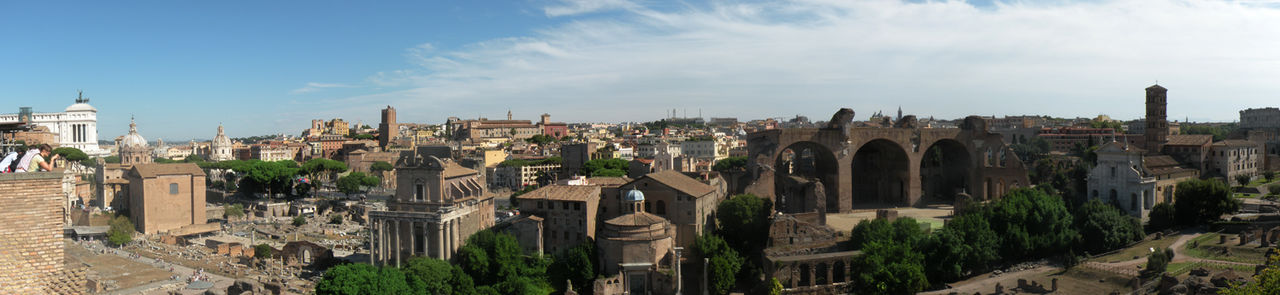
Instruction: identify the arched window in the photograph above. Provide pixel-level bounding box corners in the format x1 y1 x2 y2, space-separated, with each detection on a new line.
655 200 666 215
1130 193 1138 211
1109 189 1118 204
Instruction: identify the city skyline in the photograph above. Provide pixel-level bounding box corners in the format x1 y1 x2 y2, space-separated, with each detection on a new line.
5 0 1280 139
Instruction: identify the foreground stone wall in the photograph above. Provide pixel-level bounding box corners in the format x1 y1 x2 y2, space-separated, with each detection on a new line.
0 172 81 294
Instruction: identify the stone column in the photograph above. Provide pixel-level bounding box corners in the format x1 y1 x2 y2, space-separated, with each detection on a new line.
436 221 445 260
790 265 798 289
411 221 419 256
394 219 402 268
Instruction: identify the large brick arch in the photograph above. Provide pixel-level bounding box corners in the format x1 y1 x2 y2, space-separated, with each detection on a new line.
745 109 1029 212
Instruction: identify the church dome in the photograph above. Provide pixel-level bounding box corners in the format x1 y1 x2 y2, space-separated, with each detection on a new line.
624 189 645 202
65 103 97 113
212 124 232 146
121 118 148 149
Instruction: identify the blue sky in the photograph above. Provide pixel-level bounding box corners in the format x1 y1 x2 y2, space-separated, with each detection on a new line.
3 0 1280 140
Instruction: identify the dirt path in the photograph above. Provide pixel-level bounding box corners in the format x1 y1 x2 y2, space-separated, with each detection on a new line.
919 265 1057 295
1091 230 1257 269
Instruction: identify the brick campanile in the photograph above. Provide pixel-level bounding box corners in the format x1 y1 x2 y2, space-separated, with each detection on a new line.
1145 84 1169 151
379 106 398 149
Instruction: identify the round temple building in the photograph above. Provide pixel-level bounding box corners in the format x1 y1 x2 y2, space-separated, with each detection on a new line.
596 189 679 295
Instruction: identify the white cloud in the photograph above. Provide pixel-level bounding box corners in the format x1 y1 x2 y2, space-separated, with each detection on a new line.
291 82 356 94
544 0 639 17
328 0 1280 124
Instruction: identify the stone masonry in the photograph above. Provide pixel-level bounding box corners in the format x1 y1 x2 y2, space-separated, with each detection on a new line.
0 172 82 294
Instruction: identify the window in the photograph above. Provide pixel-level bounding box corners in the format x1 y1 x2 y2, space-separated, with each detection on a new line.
574 202 581 211
537 201 543 209
1110 166 1116 177
415 184 424 201
169 183 179 195
563 202 569 210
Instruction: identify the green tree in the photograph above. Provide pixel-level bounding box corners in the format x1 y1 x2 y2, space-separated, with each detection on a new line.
525 134 557 145
715 194 773 255
986 188 1075 260
695 234 743 295
107 216 134 247
590 169 625 177
849 240 929 294
224 203 245 219
456 230 552 293
923 213 1001 283
52 147 88 162
549 239 596 294
337 172 381 195
302 158 349 184
370 161 394 172
1175 179 1239 226
1264 171 1276 183
293 215 307 226
850 217 927 251
315 263 414 295
580 158 629 176
1237 174 1254 188
403 257 454 295
1073 199 1144 254
1147 203 1177 232
254 243 274 259
103 155 121 164
1145 247 1174 274
239 160 299 197
712 156 748 173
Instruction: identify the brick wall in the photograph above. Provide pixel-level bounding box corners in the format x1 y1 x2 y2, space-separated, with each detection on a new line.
0 172 77 294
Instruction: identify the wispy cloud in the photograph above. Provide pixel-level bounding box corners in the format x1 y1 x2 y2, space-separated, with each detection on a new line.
544 0 639 17
291 82 356 94
323 0 1280 124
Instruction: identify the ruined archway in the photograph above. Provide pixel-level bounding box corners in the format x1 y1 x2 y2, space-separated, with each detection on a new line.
774 141 838 214
852 139 910 207
919 139 972 203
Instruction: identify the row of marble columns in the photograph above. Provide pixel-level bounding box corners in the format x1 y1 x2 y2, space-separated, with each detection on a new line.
373 218 462 268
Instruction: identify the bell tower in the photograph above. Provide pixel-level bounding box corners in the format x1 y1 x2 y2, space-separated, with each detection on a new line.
1144 84 1168 152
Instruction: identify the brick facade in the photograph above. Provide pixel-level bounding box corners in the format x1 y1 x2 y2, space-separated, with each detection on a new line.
0 172 83 294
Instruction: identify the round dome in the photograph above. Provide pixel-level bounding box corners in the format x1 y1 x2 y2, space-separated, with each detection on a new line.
122 133 148 148
212 125 232 146
65 103 97 112
121 118 148 148
624 189 645 202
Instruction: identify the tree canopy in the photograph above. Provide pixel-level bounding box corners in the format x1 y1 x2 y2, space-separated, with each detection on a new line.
337 172 382 195
1073 199 1143 254
580 158 628 177
371 161 394 172
315 263 415 295
52 147 88 162
549 239 597 294
1174 178 1239 226
712 156 748 173
499 157 562 168
695 234 743 295
715 194 773 255
984 188 1076 260
107 215 133 247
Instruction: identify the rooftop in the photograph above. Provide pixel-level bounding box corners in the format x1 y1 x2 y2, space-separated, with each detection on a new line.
1165 134 1213 146
604 211 668 227
130 163 206 178
520 185 601 202
636 170 715 197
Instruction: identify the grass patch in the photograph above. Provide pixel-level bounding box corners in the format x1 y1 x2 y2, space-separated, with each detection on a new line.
1166 261 1256 275
1092 237 1179 263
1179 233 1269 264
1234 193 1257 199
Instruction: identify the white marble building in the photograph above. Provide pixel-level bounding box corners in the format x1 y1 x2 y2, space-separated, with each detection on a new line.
0 93 109 156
